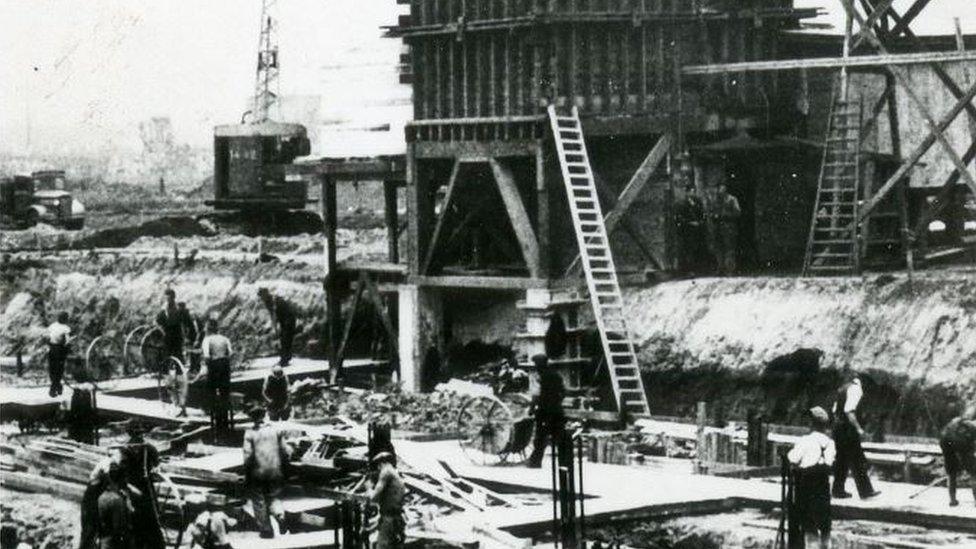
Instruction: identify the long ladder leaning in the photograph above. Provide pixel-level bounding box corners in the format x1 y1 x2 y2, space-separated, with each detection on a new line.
803 92 864 275
547 105 651 416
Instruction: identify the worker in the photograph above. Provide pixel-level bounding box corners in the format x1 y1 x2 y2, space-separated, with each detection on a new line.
164 358 189 417
46 311 72 397
258 287 298 367
526 354 566 468
675 183 706 276
711 184 741 275
368 422 397 464
369 452 405 549
831 374 881 500
178 302 203 374
65 371 99 444
96 459 134 549
197 318 234 436
788 406 836 549
119 421 165 549
183 497 238 549
262 364 292 421
155 289 195 368
243 406 289 538
939 406 976 507
79 447 124 549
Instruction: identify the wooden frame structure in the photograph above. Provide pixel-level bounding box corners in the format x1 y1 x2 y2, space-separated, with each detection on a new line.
681 0 976 272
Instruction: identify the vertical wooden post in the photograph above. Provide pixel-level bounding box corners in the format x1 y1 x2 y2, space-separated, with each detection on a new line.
383 181 400 264
695 401 707 474
321 175 341 383
536 144 550 278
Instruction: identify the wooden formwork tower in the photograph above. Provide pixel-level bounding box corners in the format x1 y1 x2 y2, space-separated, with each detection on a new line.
682 0 976 275
387 0 817 400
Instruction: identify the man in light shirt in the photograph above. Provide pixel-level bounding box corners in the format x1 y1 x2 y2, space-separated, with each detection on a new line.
183 497 238 549
46 312 72 397
831 374 880 499
788 407 836 549
197 318 234 436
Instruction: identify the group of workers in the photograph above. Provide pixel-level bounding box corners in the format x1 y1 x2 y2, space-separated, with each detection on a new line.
786 373 976 549
673 182 742 276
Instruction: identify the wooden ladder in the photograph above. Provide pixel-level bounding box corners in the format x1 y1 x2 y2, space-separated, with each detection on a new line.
803 92 864 275
547 105 650 417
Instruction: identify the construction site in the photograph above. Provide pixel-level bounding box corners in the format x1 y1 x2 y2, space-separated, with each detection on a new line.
1 0 975 547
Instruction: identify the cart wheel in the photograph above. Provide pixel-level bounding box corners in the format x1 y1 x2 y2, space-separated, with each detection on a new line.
457 395 514 466
123 324 152 375
85 335 120 382
139 327 167 375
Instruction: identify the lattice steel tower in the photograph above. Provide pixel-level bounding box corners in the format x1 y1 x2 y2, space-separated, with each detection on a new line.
252 0 280 123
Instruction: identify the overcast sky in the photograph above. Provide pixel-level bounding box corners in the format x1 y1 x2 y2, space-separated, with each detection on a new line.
0 1 971 157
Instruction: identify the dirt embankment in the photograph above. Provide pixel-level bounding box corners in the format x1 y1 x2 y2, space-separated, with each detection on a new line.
0 254 327 380
624 272 976 435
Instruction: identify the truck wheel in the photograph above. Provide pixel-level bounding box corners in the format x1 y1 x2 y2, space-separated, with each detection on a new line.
25 210 39 228
65 218 85 230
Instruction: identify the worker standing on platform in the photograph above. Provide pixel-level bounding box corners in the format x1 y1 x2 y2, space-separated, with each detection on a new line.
831 374 881 500
788 406 836 549
197 318 234 436
46 312 72 397
65 371 99 444
712 184 741 275
527 354 566 468
262 364 292 421
939 406 976 507
155 289 195 368
369 452 405 549
675 183 707 276
120 421 165 549
243 406 289 538
258 287 298 367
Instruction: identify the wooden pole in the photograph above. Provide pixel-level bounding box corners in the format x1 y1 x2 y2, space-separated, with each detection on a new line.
321 175 341 384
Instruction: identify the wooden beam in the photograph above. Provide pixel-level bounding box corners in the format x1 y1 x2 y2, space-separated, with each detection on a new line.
563 133 671 277
913 140 976 236
840 0 976 211
334 276 365 375
489 158 542 278
321 175 342 385
681 50 976 75
360 274 400 382
383 180 400 264
887 0 932 39
422 159 465 275
408 275 548 289
850 0 897 51
857 60 976 220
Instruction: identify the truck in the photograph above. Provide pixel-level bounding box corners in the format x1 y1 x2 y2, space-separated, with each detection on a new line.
0 172 86 230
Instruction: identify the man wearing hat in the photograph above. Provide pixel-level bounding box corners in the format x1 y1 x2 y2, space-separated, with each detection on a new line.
120 421 165 549
788 407 836 549
369 452 405 549
257 287 298 367
831 374 881 500
526 354 566 468
156 289 196 369
243 406 289 538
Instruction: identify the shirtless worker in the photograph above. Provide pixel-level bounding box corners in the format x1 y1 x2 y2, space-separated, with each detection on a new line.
197 319 234 435
243 406 290 538
940 406 976 507
369 452 405 549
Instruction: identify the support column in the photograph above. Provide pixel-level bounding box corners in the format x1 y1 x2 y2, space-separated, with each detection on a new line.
321 175 341 383
397 284 443 393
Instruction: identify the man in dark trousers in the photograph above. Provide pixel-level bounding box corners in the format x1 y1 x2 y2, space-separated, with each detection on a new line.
120 421 165 549
831 374 881 500
155 289 195 368
788 407 836 549
46 311 72 397
939 406 976 507
712 183 742 275
674 184 706 275
258 287 297 367
262 364 292 421
196 318 234 436
527 354 566 468
66 371 98 445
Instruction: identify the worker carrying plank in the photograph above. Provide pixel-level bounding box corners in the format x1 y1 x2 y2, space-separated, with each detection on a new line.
196 318 234 436
243 405 290 538
46 311 72 397
787 406 836 549
369 451 405 549
831 373 881 500
258 287 298 367
940 405 976 507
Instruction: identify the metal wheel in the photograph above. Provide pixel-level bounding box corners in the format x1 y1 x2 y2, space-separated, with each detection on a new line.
85 335 120 382
456 395 515 466
139 327 167 375
123 324 153 375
